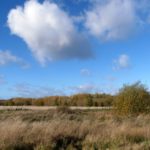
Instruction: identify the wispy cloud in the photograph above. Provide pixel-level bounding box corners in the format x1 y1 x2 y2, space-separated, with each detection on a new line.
107 76 117 82
68 82 119 95
0 50 29 68
0 75 6 85
11 83 64 98
69 84 99 94
80 68 91 76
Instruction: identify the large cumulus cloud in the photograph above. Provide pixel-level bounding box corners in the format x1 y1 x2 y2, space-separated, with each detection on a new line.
85 0 138 41
8 0 92 65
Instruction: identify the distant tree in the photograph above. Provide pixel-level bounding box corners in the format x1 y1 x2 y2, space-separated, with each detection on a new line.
86 94 93 106
5 100 14 106
34 99 44 106
94 101 98 106
54 99 59 106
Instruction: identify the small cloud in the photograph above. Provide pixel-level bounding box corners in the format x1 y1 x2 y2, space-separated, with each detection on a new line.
80 68 91 76
0 50 29 68
113 54 130 70
69 84 99 94
101 83 119 95
107 76 117 82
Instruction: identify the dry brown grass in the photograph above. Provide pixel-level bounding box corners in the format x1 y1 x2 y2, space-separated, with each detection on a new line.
0 109 150 150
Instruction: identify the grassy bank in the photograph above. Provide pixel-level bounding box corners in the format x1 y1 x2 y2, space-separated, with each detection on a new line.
0 108 150 149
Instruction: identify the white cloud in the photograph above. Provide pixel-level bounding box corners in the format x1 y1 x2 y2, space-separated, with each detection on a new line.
113 54 130 70
80 68 91 76
12 82 119 97
0 50 18 65
100 83 119 95
8 0 92 65
69 84 98 94
85 0 138 41
0 50 29 68
12 83 64 98
0 75 6 85
107 76 117 82
69 83 119 94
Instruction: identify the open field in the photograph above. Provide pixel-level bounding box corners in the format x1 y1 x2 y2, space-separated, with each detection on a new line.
0 108 150 150
0 106 112 111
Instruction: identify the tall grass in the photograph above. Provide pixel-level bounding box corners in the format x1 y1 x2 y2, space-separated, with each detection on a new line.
0 109 150 149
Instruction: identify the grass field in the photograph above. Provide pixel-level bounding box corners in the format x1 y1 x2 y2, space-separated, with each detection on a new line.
0 106 112 111
0 107 150 150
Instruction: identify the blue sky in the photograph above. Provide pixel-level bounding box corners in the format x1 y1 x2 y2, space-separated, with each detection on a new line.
0 0 150 98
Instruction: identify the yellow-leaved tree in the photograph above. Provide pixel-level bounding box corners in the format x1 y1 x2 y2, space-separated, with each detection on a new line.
114 82 150 115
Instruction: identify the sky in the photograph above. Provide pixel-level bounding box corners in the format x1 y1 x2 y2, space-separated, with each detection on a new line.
0 0 150 98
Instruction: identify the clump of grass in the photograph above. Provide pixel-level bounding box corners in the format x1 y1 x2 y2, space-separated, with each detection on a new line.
51 135 83 150
56 106 74 114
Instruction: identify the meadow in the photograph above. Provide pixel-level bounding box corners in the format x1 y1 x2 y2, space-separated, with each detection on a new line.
0 83 150 149
0 107 150 150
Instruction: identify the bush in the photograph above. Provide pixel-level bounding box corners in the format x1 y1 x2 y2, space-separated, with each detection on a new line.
114 82 150 115
56 106 73 114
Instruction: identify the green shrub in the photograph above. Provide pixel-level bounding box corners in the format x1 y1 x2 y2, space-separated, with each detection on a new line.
114 82 150 115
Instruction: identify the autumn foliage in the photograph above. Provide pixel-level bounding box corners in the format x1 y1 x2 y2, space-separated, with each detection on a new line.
0 93 114 107
114 82 150 115
1 82 150 113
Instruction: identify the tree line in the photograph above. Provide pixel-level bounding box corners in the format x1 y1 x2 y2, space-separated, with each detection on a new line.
1 82 150 115
0 93 114 107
